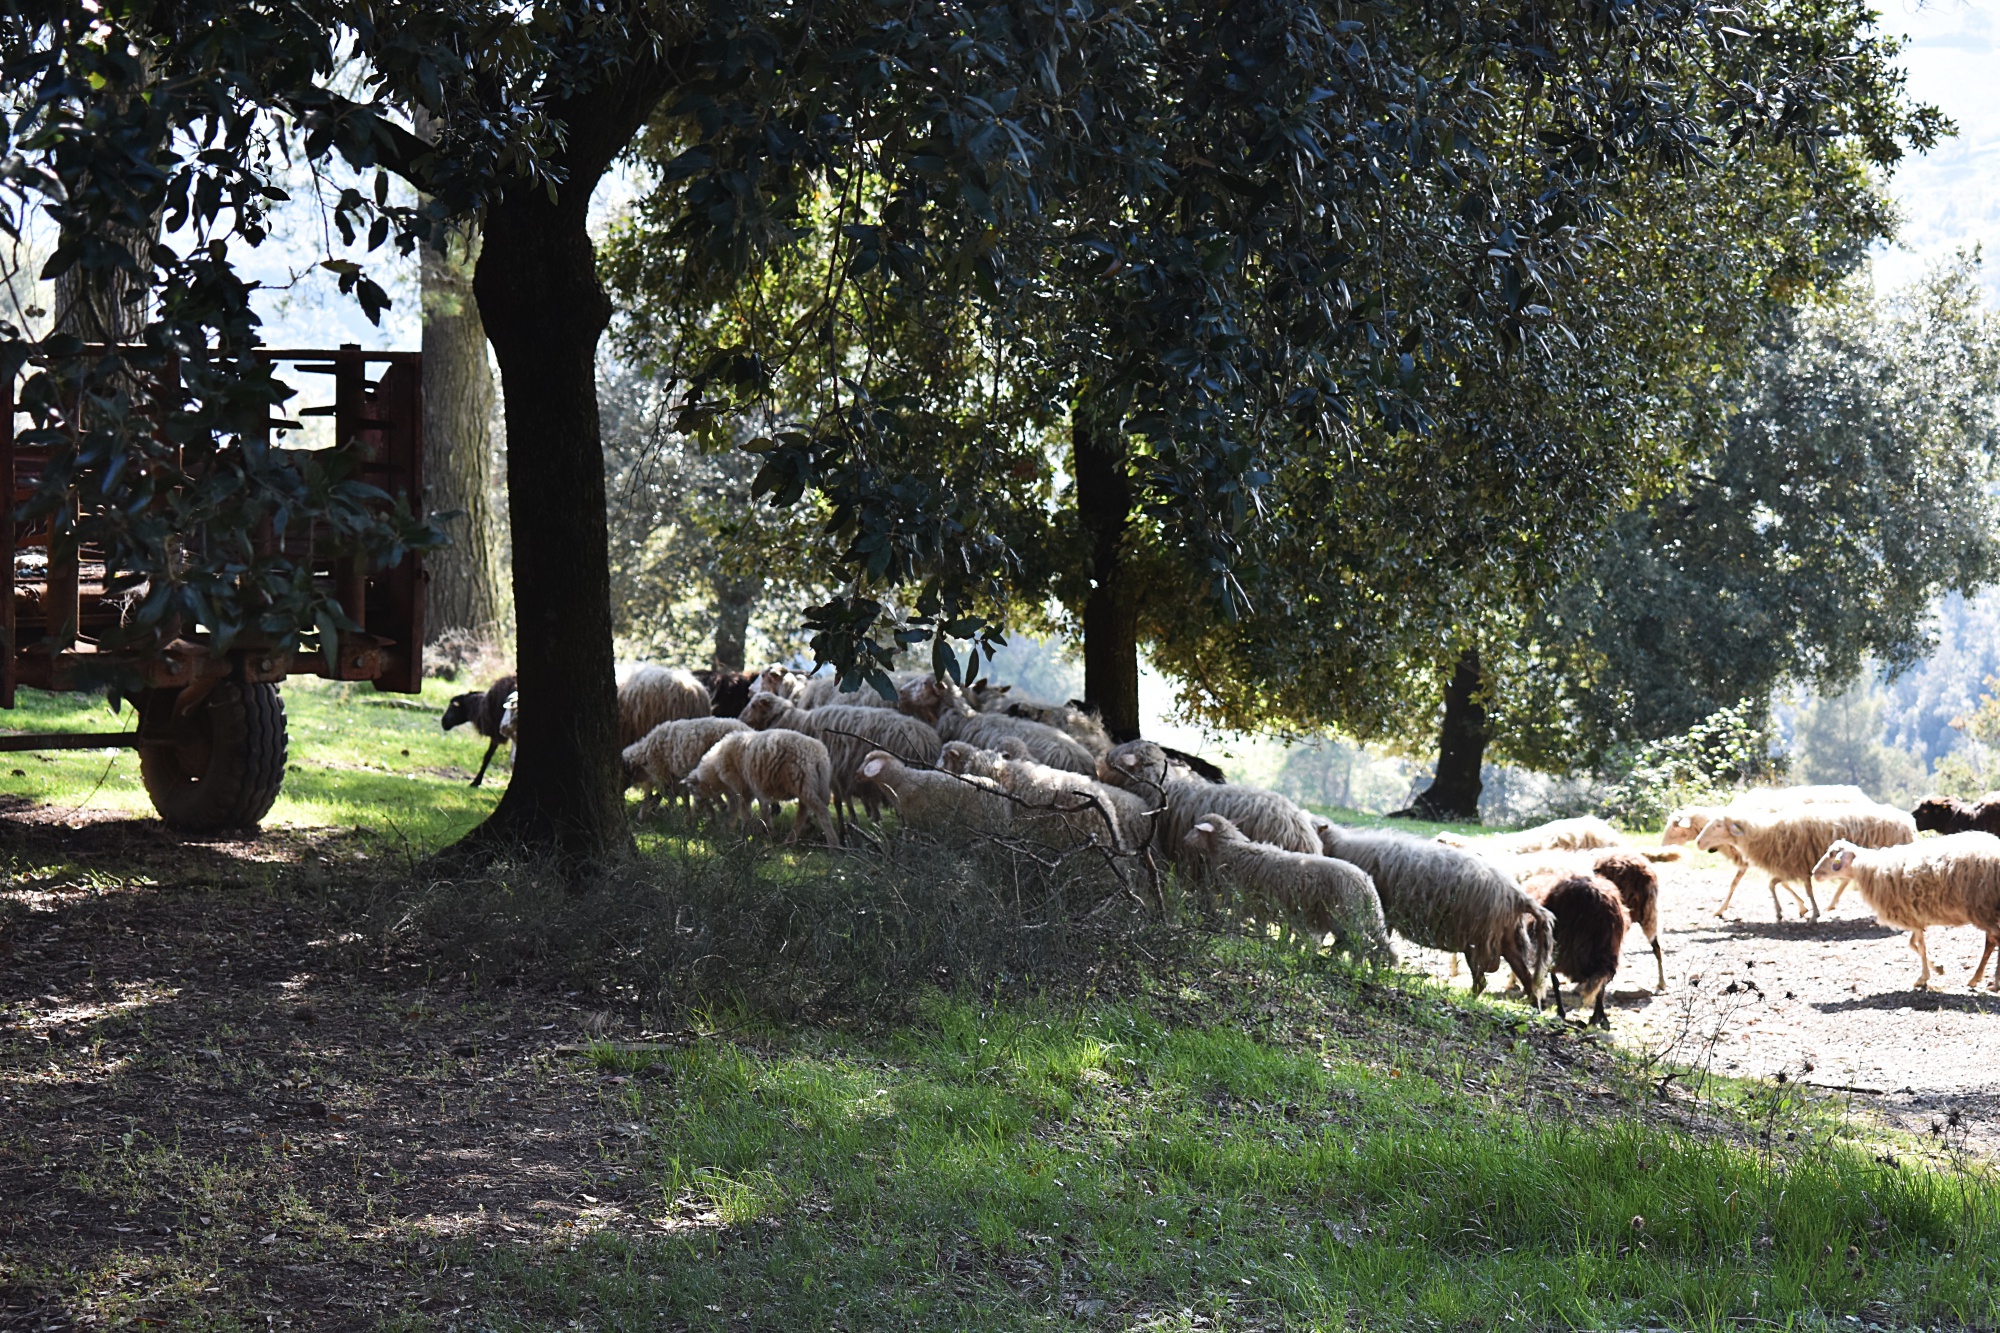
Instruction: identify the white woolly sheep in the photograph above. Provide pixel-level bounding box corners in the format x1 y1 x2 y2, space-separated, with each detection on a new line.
967 685 1114 758
621 717 751 812
1665 786 1871 915
932 692 1098 774
852 750 1015 836
1098 740 1318 857
939 740 1145 853
1811 833 2000 991
618 665 712 747
1183 815 1394 963
685 728 840 847
1696 803 1917 922
1436 815 1623 856
739 692 943 823
1314 822 1555 1005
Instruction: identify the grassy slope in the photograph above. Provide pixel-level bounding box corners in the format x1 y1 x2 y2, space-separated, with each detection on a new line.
2 684 1995 1330
463 961 1999 1332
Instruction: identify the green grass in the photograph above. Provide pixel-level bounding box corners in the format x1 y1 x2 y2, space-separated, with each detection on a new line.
5 684 1995 1330
0 677 501 845
457 968 2000 1332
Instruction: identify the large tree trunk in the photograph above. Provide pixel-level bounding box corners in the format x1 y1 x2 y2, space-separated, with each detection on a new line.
1400 648 1490 822
419 214 505 641
1073 400 1141 742
712 574 756 673
457 170 627 865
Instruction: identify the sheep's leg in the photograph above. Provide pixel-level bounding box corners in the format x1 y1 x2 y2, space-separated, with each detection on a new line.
1584 978 1611 1030
1497 942 1544 1011
1798 878 1821 924
1911 929 1935 990
1464 954 1487 997
1714 861 1751 916
1768 876 1808 921
1547 972 1568 1022
1447 954 1462 979
1825 880 1849 913
1969 933 1997 990
807 795 841 849
470 734 502 788
1650 933 1666 993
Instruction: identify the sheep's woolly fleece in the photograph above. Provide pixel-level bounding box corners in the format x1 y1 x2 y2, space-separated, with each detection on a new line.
854 750 1014 836
1525 871 1629 1026
1812 833 2000 991
617 665 712 747
1097 740 1318 856
1314 822 1553 1000
621 717 750 804
1696 805 1916 888
940 741 1147 853
739 693 943 813
689 728 839 847
936 699 1098 775
1182 815 1393 963
1437 815 1622 856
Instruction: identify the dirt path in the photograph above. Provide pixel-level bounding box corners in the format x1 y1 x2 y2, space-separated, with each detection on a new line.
1403 842 2000 1155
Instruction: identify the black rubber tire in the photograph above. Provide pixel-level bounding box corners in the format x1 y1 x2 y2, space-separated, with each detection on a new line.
138 681 289 832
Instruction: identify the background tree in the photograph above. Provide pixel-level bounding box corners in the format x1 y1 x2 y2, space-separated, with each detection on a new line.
0 0 1946 864
1491 260 2000 779
419 210 506 645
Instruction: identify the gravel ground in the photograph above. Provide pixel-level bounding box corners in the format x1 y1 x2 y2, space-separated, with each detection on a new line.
1401 840 2000 1155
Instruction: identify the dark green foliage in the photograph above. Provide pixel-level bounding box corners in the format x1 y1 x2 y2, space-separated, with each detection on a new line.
1502 261 2000 770
609 0 1940 690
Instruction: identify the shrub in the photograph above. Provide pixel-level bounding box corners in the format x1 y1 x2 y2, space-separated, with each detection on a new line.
1599 699 1786 828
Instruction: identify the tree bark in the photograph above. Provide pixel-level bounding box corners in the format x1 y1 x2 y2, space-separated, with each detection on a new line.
1073 399 1141 742
1401 648 1490 822
419 212 505 641
451 76 679 867
712 574 756 673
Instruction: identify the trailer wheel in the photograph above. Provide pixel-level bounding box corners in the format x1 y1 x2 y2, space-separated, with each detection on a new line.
138 682 289 832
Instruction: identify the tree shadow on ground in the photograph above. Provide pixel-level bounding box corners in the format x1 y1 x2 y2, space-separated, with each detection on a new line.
0 816 652 1332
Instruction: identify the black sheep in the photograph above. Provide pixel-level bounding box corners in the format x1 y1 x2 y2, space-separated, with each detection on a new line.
1588 850 1664 992
441 673 516 788
1912 794 2000 836
1527 872 1630 1029
695 669 753 719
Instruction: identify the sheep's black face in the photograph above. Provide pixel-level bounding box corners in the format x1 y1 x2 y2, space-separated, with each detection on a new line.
1911 797 1961 833
441 693 480 731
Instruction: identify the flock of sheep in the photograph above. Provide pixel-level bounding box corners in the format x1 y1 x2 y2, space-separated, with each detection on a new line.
442 666 2000 1024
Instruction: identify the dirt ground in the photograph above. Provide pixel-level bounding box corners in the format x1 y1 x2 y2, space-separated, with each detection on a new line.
1403 843 2000 1156
0 805 665 1330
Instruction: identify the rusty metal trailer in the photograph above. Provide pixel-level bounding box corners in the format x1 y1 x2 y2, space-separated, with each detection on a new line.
1 345 425 831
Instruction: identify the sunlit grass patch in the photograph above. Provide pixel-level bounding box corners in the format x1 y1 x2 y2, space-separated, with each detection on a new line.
0 677 501 846
465 990 2000 1331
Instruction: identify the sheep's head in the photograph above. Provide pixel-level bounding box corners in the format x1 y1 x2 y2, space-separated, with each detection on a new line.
1812 840 1861 880
900 677 955 725
1100 740 1167 790
1911 795 1968 833
1693 817 1741 851
1181 815 1243 856
1660 809 1715 847
966 680 1012 711
441 692 481 732
618 741 646 790
856 751 900 788
739 692 787 729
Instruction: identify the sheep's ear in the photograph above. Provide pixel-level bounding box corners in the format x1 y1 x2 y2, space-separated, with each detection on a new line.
862 758 884 778
1121 753 1139 768
1195 821 1214 833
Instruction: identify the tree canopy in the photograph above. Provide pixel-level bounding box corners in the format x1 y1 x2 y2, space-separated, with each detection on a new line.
0 0 1949 855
